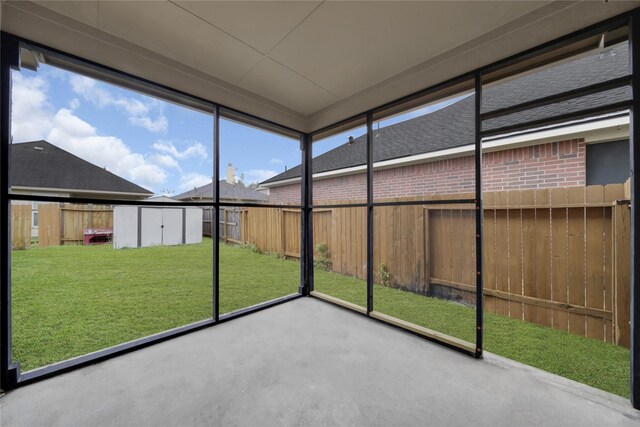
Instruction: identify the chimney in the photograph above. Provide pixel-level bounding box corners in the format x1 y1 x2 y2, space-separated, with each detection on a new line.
226 163 236 184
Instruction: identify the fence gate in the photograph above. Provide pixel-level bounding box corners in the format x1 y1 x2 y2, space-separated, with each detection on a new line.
219 208 242 242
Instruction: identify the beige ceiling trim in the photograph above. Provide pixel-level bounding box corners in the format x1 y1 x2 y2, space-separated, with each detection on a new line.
2 0 308 131
307 0 640 132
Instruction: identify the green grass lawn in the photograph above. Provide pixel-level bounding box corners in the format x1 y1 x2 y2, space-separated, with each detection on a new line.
12 240 630 398
11 239 298 371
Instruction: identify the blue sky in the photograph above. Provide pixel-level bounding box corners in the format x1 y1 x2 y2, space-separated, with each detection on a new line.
12 63 465 195
11 64 300 195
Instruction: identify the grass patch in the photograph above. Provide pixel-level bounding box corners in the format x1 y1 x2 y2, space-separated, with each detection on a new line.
315 267 630 398
12 239 297 371
12 242 629 398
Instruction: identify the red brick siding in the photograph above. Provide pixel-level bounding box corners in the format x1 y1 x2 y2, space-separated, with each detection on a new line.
268 139 586 204
266 183 302 205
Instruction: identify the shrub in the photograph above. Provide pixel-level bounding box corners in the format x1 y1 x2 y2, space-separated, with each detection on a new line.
378 263 391 287
314 242 331 270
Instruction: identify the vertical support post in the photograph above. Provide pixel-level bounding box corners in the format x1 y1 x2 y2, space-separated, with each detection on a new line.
0 33 21 389
367 112 374 314
474 71 484 359
213 105 220 322
300 134 313 295
629 9 640 410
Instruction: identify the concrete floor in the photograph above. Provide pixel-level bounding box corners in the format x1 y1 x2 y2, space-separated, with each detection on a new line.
0 298 638 427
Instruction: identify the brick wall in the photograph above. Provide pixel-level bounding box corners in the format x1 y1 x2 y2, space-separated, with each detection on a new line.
268 139 586 204
266 183 302 205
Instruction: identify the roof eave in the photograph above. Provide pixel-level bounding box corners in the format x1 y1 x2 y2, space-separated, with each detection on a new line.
260 114 630 188
11 186 153 198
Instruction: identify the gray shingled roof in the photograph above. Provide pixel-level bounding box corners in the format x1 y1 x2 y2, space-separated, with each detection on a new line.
11 140 153 195
174 180 269 202
263 42 630 185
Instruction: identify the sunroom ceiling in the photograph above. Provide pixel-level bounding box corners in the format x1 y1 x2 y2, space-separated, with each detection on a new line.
2 1 639 133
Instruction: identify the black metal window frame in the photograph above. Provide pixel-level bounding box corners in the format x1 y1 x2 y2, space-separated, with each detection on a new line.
0 32 305 389
303 9 639 408
0 7 639 410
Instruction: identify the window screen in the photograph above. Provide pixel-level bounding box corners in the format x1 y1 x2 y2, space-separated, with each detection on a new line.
586 140 629 185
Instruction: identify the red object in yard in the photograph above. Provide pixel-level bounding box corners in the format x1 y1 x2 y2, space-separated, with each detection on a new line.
83 228 113 245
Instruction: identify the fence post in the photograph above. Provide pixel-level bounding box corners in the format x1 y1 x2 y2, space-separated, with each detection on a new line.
614 203 632 347
424 207 430 295
280 209 286 257
223 209 228 243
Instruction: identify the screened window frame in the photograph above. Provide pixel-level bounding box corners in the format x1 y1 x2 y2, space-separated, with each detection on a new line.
0 8 638 410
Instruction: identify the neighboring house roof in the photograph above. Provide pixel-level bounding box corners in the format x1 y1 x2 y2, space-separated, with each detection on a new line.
11 140 153 196
174 180 269 202
262 42 630 185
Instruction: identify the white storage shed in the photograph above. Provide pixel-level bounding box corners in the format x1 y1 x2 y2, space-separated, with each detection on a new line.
113 206 203 249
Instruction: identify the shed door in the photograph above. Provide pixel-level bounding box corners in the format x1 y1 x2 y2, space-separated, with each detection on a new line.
162 208 183 246
140 208 163 247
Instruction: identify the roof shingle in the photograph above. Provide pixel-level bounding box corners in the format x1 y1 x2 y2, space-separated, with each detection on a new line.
11 141 153 195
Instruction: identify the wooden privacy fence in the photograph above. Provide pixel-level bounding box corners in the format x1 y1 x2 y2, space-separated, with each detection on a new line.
203 208 243 243
238 208 302 256
238 183 631 347
37 203 113 247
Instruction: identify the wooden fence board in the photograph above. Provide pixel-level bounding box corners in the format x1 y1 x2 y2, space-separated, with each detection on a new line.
507 190 523 320
38 203 61 248
495 191 510 317
604 184 623 343
550 188 569 332
585 186 605 342
567 187 586 337
482 193 497 313
614 203 631 346
415 206 426 293
535 189 553 328
11 204 31 250
521 189 537 323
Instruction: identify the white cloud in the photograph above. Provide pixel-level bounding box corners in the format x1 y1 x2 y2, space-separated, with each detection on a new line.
152 140 207 160
243 169 278 184
68 98 80 111
47 109 167 189
130 116 168 133
69 75 168 133
11 73 53 142
153 154 181 171
269 158 283 165
180 172 211 190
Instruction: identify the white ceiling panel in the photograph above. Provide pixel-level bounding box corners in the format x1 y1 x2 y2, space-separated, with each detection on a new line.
239 57 339 115
174 0 322 54
35 0 99 27
97 0 264 84
269 1 548 98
